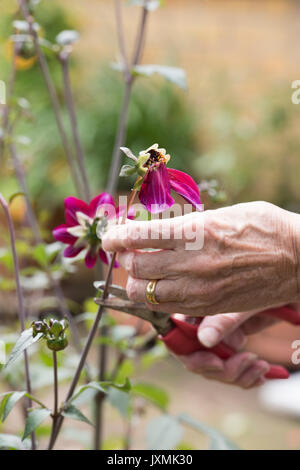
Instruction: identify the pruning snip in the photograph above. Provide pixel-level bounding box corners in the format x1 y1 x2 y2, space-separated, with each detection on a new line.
94 282 300 380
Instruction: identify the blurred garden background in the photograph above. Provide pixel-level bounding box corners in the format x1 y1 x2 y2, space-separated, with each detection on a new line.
1 0 300 450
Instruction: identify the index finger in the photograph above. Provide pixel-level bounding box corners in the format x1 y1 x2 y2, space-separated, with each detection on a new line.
102 218 182 252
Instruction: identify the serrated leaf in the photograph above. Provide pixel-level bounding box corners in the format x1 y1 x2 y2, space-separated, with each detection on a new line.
22 408 51 440
56 30 79 46
133 64 187 90
146 415 183 450
178 413 239 450
0 391 26 422
62 405 92 426
132 383 169 411
119 164 137 177
0 433 30 450
6 328 43 368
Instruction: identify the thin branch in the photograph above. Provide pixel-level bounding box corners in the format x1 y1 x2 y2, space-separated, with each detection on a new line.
94 324 108 450
59 52 91 201
18 0 84 198
48 351 59 450
0 193 36 450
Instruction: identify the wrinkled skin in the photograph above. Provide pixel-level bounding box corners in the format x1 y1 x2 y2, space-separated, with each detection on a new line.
103 201 300 388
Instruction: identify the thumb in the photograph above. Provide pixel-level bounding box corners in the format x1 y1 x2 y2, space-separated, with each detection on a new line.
197 311 255 348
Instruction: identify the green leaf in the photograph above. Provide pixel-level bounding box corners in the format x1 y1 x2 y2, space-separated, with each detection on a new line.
62 405 93 426
67 382 106 406
146 415 183 450
108 388 131 418
133 64 187 90
119 164 137 177
0 391 26 422
178 413 239 450
114 359 135 384
56 30 79 46
107 378 131 393
0 433 30 450
132 383 169 411
6 328 43 368
23 408 51 440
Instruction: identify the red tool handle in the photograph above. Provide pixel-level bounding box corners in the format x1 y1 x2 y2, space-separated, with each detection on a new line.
161 305 300 380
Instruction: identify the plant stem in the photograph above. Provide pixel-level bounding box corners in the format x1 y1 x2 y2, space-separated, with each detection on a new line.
114 0 131 82
10 143 41 241
18 0 84 198
106 3 149 195
0 193 36 450
59 52 91 202
48 186 139 450
93 325 107 450
9 143 91 377
48 351 59 450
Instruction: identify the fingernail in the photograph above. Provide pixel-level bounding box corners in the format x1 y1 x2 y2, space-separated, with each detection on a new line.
198 327 220 348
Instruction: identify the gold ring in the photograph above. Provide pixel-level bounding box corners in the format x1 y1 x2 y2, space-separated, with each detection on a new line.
146 279 160 305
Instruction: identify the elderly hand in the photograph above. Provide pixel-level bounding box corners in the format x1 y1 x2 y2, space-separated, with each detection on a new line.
174 304 300 388
103 201 300 316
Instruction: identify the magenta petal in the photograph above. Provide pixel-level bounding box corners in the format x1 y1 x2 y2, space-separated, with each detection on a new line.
99 249 119 268
139 164 174 214
64 197 89 226
53 224 77 244
85 250 97 268
63 244 84 258
89 193 115 218
167 168 202 210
